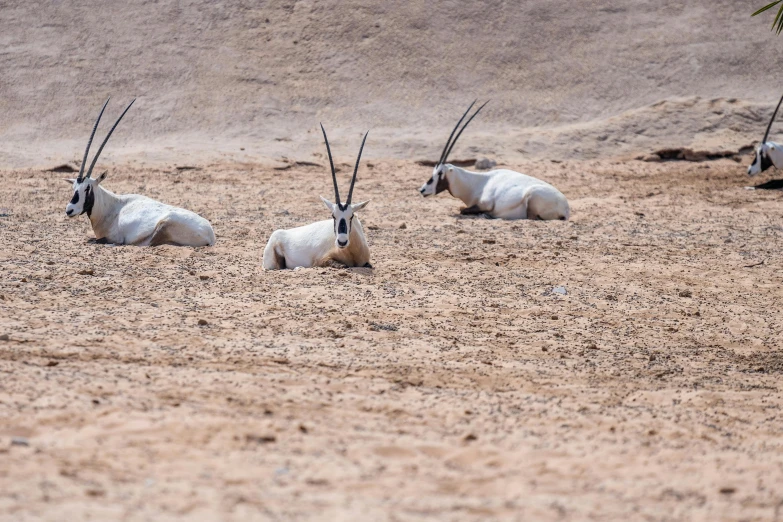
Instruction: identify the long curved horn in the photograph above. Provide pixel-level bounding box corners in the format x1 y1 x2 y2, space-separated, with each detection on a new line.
85 98 136 179
346 131 369 205
443 100 490 165
320 123 340 205
437 100 476 167
78 97 111 182
762 92 783 144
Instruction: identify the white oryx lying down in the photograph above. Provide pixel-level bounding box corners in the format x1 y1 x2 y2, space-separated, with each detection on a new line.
747 92 783 190
263 125 372 270
65 98 216 246
419 101 570 220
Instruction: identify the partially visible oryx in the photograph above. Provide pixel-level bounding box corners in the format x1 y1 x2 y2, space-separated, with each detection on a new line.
747 92 783 189
263 125 372 270
419 101 571 220
65 98 216 246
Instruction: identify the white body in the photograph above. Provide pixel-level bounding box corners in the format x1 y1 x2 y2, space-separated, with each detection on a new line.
423 164 570 220
68 179 215 246
263 217 370 270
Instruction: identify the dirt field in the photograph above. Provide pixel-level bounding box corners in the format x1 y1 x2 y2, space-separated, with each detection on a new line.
1 158 782 521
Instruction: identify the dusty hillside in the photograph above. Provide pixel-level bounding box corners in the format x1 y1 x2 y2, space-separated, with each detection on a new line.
1 0 783 167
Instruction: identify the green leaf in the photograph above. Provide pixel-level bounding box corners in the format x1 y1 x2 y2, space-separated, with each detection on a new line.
752 1 783 17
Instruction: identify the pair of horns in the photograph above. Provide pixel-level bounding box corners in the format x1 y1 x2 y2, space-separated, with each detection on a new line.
320 123 368 206
77 97 136 183
437 99 489 167
761 92 783 146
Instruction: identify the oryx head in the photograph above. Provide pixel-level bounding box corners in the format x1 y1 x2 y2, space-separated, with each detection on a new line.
65 97 135 217
419 100 489 197
319 124 370 250
748 93 783 177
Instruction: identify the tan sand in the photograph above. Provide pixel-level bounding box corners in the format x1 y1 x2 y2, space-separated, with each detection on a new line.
1 158 782 520
2 0 783 520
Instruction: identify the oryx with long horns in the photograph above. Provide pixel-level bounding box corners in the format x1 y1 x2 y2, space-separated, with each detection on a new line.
419 101 570 220
263 125 372 270
747 92 783 189
64 98 216 246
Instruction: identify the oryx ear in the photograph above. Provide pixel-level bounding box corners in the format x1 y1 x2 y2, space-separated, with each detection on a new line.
351 200 370 211
96 171 108 184
320 196 336 212
63 178 76 184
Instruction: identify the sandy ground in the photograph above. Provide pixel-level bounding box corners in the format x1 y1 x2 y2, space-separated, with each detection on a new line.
1 158 782 521
3 1 783 520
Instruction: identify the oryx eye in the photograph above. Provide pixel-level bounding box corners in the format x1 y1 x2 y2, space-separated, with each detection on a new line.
426 178 434 185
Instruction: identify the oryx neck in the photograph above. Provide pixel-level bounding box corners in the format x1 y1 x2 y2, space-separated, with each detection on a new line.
766 141 783 169
87 184 122 236
444 165 488 206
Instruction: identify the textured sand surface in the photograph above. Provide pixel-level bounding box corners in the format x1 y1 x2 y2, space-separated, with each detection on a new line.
3 1 783 520
1 159 783 520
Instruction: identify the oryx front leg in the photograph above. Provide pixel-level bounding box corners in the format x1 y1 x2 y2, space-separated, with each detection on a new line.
460 204 486 215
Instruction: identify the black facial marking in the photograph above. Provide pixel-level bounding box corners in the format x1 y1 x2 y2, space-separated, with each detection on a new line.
435 174 450 195
82 185 95 217
761 151 773 172
70 190 80 204
338 218 347 234
426 177 434 185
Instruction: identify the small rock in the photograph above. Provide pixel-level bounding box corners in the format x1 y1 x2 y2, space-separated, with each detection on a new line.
77 269 94 276
552 286 567 295
46 261 55 265
198 319 208 326
0 334 9 341
246 434 276 444
463 433 478 442
11 437 29 447
199 275 210 280
719 487 736 495
399 223 407 230
678 289 693 298
20 278 28 283
475 158 497 170
46 361 59 367
483 239 496 244
299 424 309 434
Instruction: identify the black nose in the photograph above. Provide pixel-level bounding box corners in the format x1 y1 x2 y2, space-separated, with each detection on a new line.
337 239 348 247
66 209 73 216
